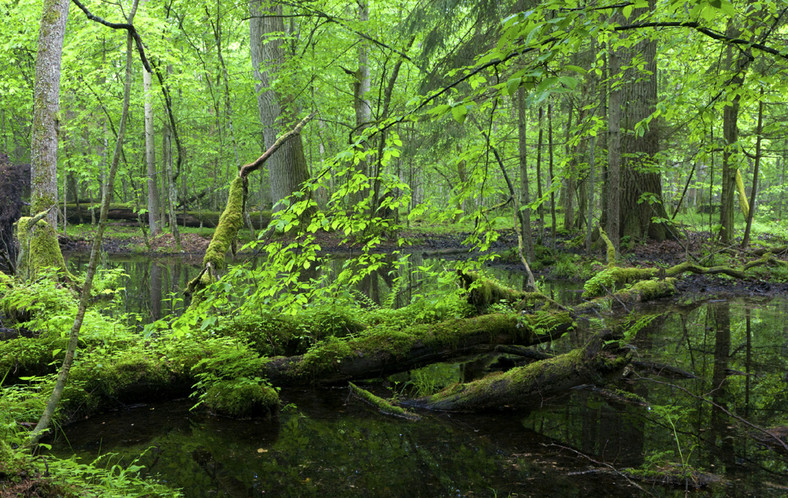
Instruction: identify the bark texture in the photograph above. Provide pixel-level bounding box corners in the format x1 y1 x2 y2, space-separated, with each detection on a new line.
411 333 631 412
31 0 70 228
143 69 161 236
249 0 311 211
616 1 669 242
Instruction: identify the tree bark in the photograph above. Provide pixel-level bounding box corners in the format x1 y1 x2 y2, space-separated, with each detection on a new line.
617 1 669 242
606 42 621 254
741 95 763 248
517 87 534 261
31 0 70 228
249 0 311 212
143 68 161 236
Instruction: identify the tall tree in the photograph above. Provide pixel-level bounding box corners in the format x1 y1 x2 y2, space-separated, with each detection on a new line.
143 68 161 236
616 1 669 242
30 0 70 227
249 0 311 212
29 0 140 445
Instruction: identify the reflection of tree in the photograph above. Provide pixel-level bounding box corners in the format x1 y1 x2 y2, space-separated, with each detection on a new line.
708 301 734 468
150 261 162 321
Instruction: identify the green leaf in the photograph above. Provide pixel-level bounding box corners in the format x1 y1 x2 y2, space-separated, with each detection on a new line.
622 4 633 20
451 104 468 123
506 77 522 96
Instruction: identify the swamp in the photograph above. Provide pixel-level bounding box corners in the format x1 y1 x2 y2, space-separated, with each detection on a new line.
2 0 788 496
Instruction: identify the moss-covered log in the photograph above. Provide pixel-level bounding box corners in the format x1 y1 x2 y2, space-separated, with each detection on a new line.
349 382 420 421
581 253 783 299
408 333 631 412
458 271 562 310
262 311 574 386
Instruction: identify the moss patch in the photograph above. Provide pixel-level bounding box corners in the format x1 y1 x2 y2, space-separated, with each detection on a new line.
202 378 279 418
349 382 419 421
15 217 71 282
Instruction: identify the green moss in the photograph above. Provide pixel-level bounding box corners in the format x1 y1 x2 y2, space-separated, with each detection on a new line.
202 378 279 418
62 349 181 421
0 337 64 380
615 278 676 302
203 176 245 271
15 217 71 282
286 310 573 383
349 382 419 420
297 336 354 376
582 267 657 299
422 338 630 411
215 305 367 357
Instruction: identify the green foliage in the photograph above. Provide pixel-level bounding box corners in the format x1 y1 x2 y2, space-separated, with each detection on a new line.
402 363 461 397
211 304 366 357
189 337 278 417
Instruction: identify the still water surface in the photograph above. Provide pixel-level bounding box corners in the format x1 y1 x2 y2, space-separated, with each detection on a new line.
56 254 788 496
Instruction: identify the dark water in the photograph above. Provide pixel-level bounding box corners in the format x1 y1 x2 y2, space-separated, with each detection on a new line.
53 255 788 496
64 253 203 322
63 252 581 323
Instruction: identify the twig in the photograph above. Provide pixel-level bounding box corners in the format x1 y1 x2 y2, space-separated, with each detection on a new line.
635 375 788 454
545 443 654 496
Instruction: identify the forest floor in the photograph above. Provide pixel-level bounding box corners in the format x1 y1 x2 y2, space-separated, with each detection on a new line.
57 222 788 297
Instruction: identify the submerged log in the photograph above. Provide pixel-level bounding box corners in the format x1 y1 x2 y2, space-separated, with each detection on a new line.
349 382 420 421
262 311 574 386
407 332 631 412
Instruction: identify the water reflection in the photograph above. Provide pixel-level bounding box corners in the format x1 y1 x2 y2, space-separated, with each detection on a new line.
51 297 788 496
64 254 202 322
64 252 579 323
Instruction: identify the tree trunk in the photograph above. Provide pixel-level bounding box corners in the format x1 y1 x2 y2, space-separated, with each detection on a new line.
548 101 557 245
410 332 631 412
536 107 545 239
517 87 534 261
741 93 763 248
562 99 575 231
29 0 139 445
606 41 621 254
617 1 669 242
31 0 70 228
249 0 311 212
143 68 161 236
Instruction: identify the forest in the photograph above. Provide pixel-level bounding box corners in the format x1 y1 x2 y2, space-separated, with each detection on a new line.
1 0 787 496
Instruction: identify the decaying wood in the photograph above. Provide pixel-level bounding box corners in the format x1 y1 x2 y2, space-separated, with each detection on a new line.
262 311 575 386
348 382 420 421
406 332 631 412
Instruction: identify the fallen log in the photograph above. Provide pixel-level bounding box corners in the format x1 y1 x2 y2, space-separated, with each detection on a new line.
262 310 574 386
406 332 631 412
348 382 420 421
582 254 783 299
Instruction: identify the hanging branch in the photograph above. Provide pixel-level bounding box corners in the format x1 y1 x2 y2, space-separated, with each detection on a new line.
71 0 184 181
